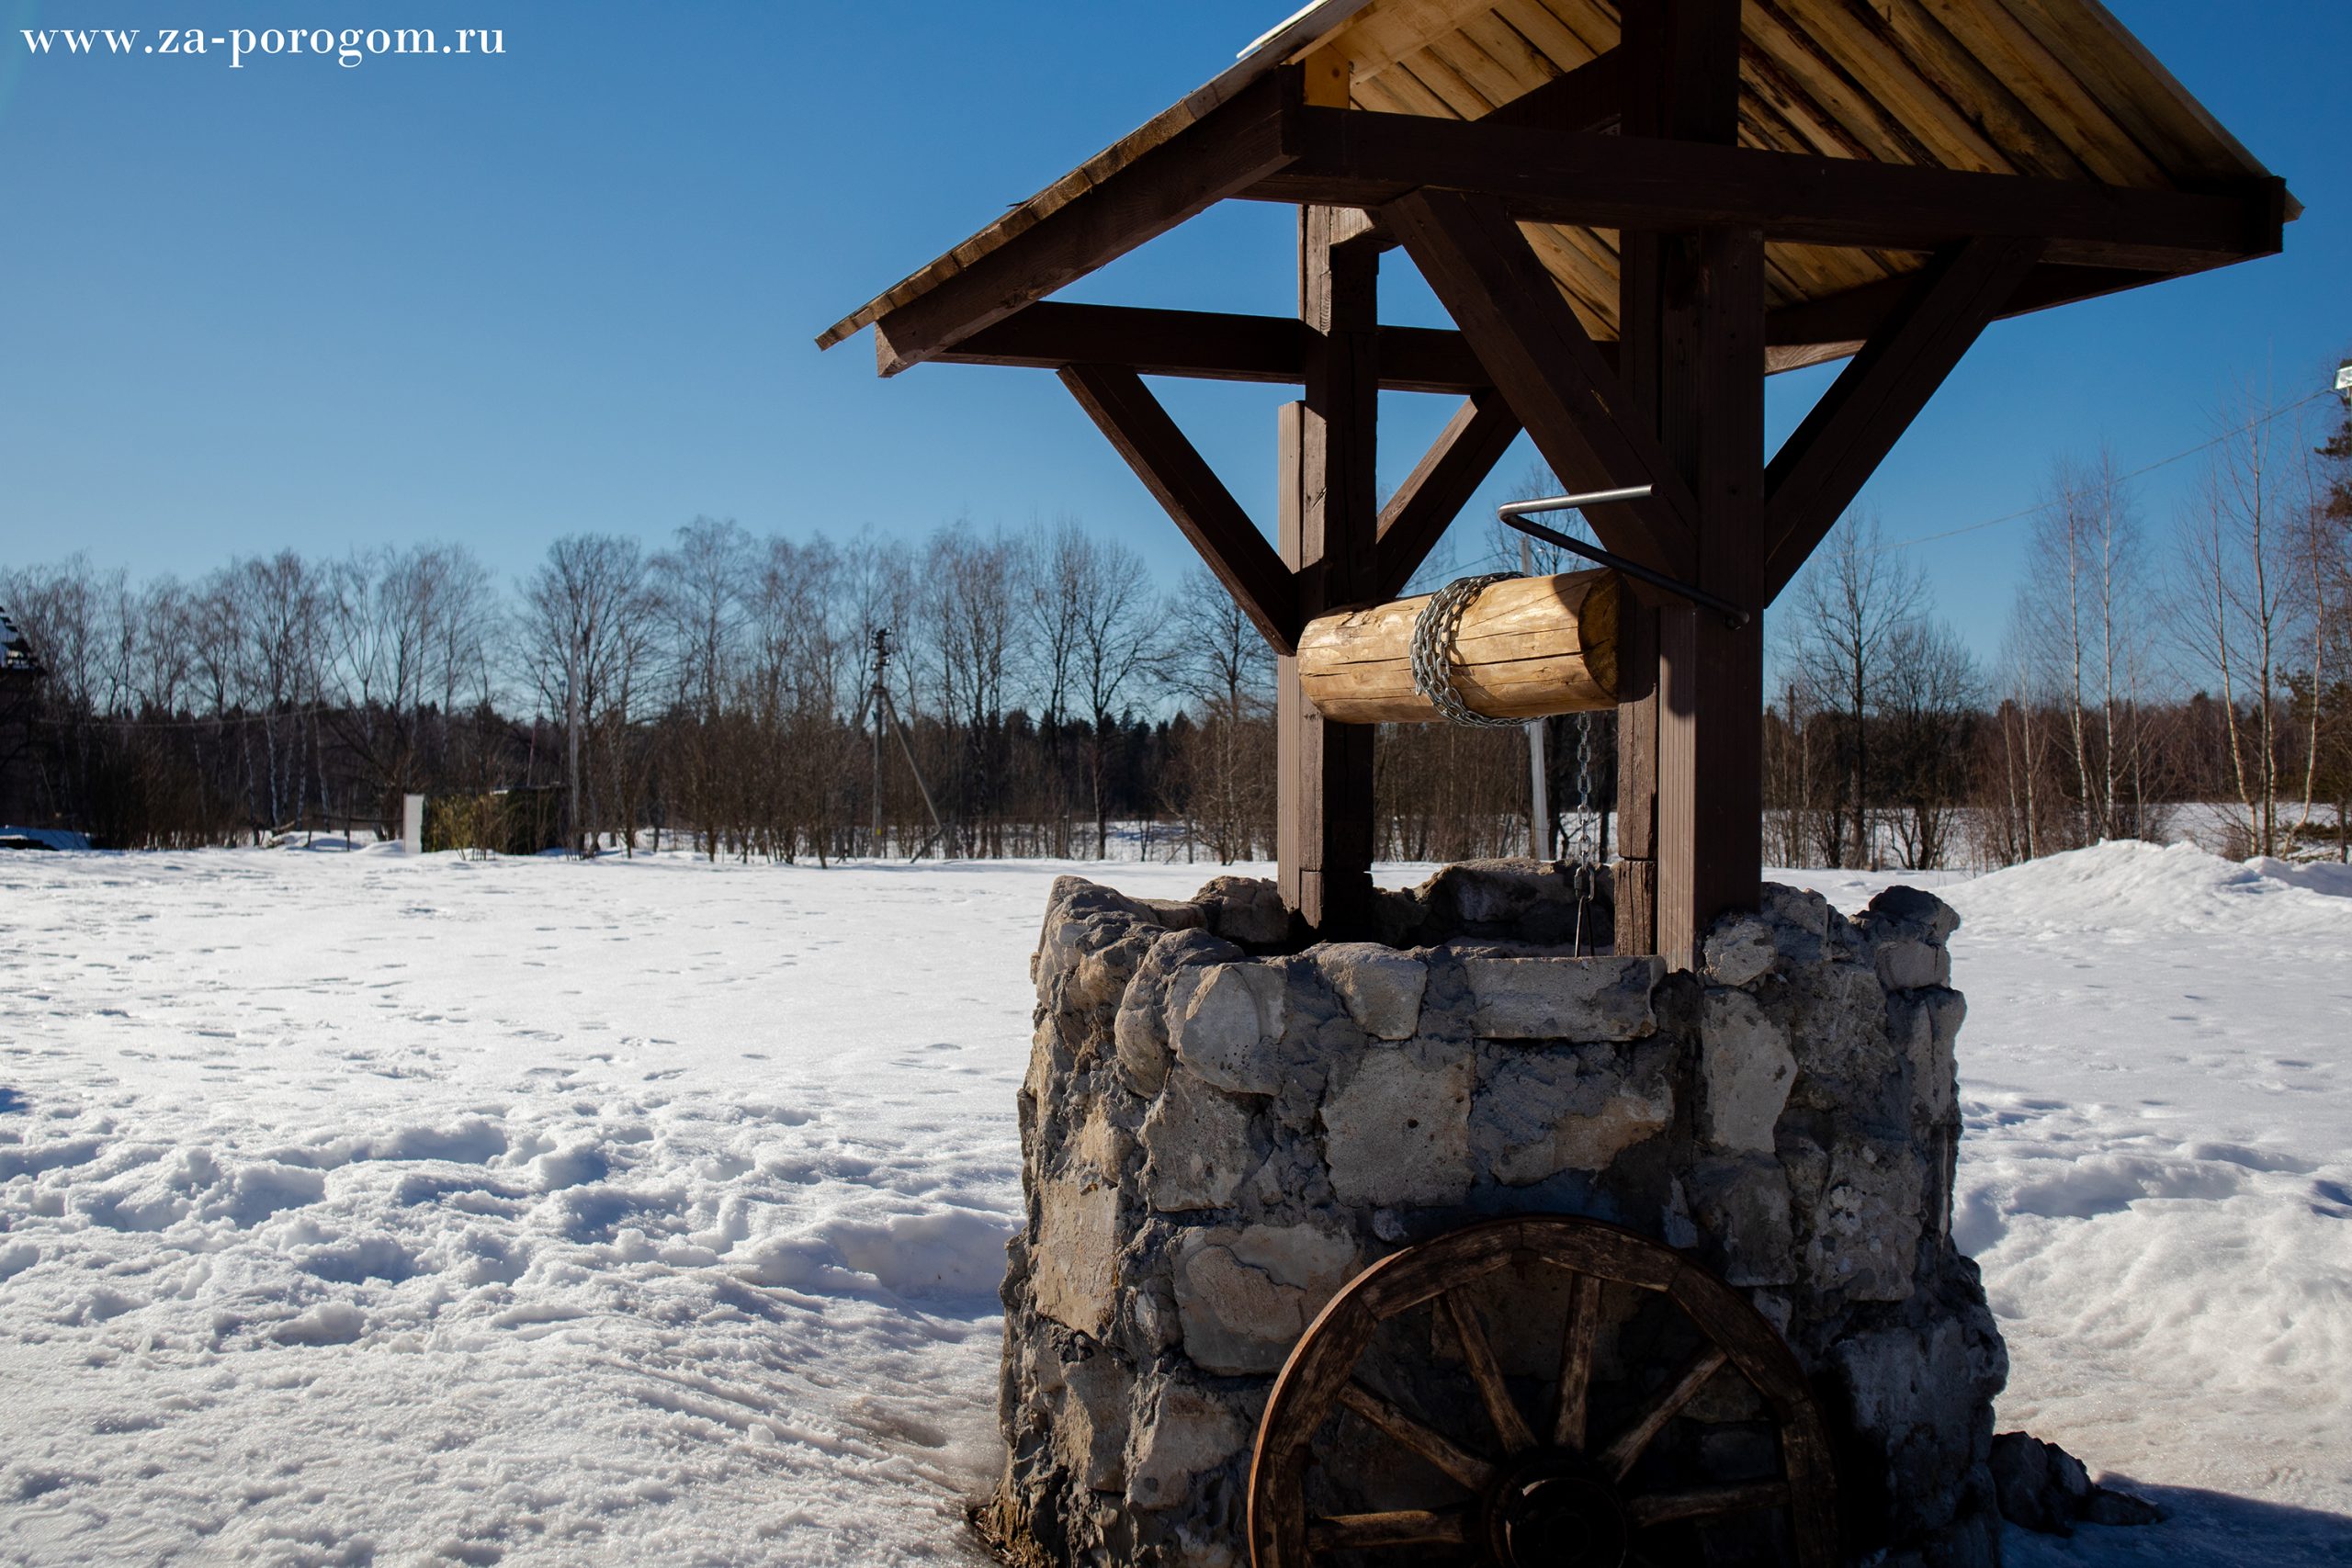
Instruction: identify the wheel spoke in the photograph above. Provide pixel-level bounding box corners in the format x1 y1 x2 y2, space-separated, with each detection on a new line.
1442 1290 1537 1455
1624 1480 1792 1528
1336 1382 1496 1492
1551 1271 1602 1452
1598 1345 1728 1483
1306 1508 1470 1551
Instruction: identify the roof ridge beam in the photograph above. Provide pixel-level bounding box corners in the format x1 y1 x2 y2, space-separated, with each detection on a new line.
1256 108 2282 271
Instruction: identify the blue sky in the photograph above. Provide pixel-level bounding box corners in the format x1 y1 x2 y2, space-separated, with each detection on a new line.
1 0 2345 662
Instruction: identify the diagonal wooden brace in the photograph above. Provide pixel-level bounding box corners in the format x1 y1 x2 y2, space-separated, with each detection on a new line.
1386 187 1701 581
1762 236 2046 599
1058 363 1299 653
1372 389 1522 600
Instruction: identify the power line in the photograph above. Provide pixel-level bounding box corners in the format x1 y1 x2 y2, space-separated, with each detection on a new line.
1881 387 2335 551
1440 386 2336 579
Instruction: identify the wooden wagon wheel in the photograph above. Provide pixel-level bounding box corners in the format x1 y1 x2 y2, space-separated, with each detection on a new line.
1247 1215 1838 1568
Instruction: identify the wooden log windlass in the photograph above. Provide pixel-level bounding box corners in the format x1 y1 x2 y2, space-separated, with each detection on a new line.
1297 570 1623 725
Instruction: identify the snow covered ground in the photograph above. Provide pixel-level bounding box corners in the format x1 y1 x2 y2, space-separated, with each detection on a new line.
1 844 2346 1565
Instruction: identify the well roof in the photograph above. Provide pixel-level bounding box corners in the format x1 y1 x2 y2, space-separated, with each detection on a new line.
819 0 2290 358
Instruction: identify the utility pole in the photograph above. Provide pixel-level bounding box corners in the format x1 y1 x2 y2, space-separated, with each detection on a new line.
1521 536 1552 859
859 625 951 862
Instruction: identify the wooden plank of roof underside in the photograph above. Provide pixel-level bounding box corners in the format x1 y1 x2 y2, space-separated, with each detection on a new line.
1520 221 1619 338
1764 0 2020 175
1906 0 2170 186
1739 52 1878 162
1857 0 2098 180
1321 0 1476 82
1766 243 1919 316
1745 0 1943 167
1387 40 1512 119
1485 0 1610 73
1997 0 2280 189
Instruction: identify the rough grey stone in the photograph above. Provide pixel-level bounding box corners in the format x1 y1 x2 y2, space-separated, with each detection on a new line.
1320 1050 1473 1205
1069 1104 1132 1182
1114 998 1171 1099
1702 914 1779 987
1170 1223 1358 1375
1033 1176 1122 1337
1868 884 1962 946
1700 987 1797 1151
1126 1380 1250 1515
1808 1138 1927 1302
1464 954 1662 1040
1316 942 1427 1042
1139 1070 1253 1213
1758 882 1847 965
1114 929 1243 1099
1055 1348 1133 1492
1891 987 1966 1123
1193 875 1291 947
1877 938 1951 992
1476 1043 1672 1184
1684 1155 1798 1287
1137 897 1208 931
1166 963 1287 1095
1988 1430 2090 1535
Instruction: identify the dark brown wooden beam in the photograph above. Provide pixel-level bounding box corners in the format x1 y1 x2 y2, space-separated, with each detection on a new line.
857 69 1305 374
953 303 1306 382
1615 0 1757 969
1057 363 1298 654
935 301 1496 394
1280 207 1383 936
1372 390 1522 600
1764 259 2182 371
1256 108 2283 273
1387 186 1701 580
1761 237 2046 600
1480 47 1624 133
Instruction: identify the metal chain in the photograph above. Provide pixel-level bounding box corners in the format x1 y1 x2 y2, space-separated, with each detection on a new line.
1408 573 1524 728
1567 711 1599 861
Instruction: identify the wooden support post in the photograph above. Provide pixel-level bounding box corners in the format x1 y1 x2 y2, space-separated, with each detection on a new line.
1279 206 1381 937
1614 0 1765 968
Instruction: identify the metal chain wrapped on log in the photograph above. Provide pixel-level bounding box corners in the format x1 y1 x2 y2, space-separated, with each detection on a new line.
1297 568 1623 725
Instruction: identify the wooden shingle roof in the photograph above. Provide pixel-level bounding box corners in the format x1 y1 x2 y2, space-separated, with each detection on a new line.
819 0 2290 373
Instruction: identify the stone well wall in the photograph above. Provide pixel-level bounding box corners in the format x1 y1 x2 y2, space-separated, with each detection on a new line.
980 863 2006 1568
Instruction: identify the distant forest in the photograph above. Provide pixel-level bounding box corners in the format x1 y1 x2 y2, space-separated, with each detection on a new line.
3 392 2346 870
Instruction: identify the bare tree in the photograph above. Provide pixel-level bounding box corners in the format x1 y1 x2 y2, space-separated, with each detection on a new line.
926 523 1022 856
1165 568 1276 862
1783 512 1925 868
1023 518 1092 855
323 543 497 827
1879 617 1983 869
2014 450 2152 844
650 518 752 858
2173 394 2323 857
1067 533 1163 857
519 535 651 855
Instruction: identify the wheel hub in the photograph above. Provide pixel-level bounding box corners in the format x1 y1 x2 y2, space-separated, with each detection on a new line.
1480 1448 1630 1568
